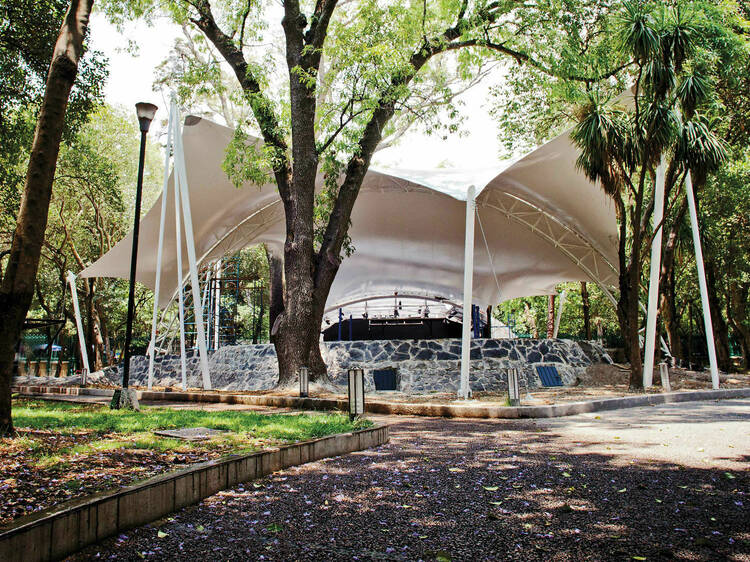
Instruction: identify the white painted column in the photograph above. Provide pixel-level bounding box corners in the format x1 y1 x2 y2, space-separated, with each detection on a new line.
66 271 91 384
643 158 667 388
685 171 720 389
213 259 222 350
147 101 175 390
459 185 476 400
201 266 211 315
552 289 567 338
173 109 212 390
174 155 188 392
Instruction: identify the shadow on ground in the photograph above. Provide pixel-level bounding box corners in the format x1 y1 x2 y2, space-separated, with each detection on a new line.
69 414 749 561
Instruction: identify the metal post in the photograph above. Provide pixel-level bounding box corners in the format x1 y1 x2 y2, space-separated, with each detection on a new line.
552 289 567 338
659 362 671 392
174 156 188 391
299 366 309 398
338 308 343 341
643 158 667 388
685 171 720 389
147 102 175 390
459 185 476 399
349 314 353 341
173 109 212 390
213 259 222 350
122 128 149 391
66 272 90 382
507 368 520 406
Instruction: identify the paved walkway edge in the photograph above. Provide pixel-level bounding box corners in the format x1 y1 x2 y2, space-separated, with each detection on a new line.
13 385 750 419
0 424 389 562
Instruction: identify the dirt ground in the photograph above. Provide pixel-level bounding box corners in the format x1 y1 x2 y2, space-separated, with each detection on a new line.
300 365 750 407
17 364 750 409
0 429 232 525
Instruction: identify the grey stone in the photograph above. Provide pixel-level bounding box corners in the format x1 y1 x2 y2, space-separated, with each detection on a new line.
117 337 611 396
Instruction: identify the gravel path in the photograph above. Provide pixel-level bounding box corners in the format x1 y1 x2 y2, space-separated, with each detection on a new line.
71 400 750 561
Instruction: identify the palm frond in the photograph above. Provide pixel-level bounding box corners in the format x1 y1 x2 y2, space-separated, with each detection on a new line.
619 1 660 63
676 72 711 119
676 116 729 180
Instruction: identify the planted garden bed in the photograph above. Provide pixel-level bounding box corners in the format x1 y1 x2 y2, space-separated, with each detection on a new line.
0 399 369 525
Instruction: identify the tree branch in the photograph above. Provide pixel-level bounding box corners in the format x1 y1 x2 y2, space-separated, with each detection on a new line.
189 0 291 196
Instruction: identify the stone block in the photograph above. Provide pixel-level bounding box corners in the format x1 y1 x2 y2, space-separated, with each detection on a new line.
50 509 83 559
95 497 119 541
280 445 301 469
0 522 50 562
118 481 174 530
205 464 227 496
482 347 508 359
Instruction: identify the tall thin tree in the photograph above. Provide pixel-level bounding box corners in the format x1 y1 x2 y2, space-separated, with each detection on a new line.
0 0 95 436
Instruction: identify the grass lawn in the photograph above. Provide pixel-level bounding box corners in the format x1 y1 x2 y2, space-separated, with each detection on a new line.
0 399 370 524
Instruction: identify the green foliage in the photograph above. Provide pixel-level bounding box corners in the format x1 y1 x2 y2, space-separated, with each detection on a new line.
491 0 749 367
222 129 275 187
0 0 108 238
24 105 163 364
495 282 619 342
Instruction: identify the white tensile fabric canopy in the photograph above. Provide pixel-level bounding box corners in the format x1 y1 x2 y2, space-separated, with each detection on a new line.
80 116 619 310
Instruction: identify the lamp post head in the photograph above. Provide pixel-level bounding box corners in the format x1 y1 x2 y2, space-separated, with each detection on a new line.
135 102 158 133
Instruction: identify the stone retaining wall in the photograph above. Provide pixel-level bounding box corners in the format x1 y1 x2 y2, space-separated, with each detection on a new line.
99 338 611 393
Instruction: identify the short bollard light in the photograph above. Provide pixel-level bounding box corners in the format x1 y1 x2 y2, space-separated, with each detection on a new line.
659 362 671 392
348 368 365 420
298 366 309 398
508 368 521 406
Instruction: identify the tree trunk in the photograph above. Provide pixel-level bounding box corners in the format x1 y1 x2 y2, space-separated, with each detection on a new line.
483 306 492 338
546 295 556 338
581 282 591 340
85 279 104 371
0 0 94 436
618 259 644 390
705 261 732 372
659 199 688 363
265 246 284 343
727 282 749 370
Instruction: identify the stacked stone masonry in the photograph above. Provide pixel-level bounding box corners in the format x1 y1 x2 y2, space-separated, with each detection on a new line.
91 338 611 394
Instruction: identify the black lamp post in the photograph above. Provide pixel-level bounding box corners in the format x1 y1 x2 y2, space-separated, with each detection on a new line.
118 102 157 403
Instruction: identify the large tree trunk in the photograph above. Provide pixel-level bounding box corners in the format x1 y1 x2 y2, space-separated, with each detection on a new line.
192 0 538 391
0 0 94 436
581 281 591 340
705 261 732 372
265 246 284 343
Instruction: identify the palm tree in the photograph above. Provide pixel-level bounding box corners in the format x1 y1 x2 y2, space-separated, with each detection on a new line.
570 2 726 389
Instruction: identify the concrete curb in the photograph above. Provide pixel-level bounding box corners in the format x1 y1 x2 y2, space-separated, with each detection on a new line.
0 424 389 562
13 385 750 419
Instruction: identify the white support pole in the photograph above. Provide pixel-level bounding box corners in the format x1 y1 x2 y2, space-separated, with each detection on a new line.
552 289 567 338
201 266 211 315
173 109 212 390
643 158 667 388
685 171 720 389
213 259 222 350
174 152 188 392
66 272 91 383
459 185 476 400
147 101 175 390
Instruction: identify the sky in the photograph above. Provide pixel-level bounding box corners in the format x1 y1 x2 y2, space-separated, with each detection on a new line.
88 11 503 170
